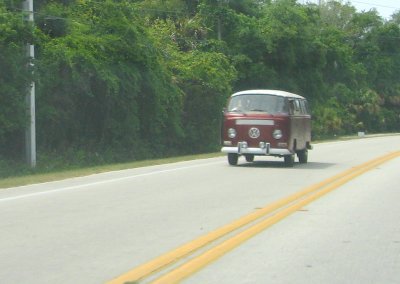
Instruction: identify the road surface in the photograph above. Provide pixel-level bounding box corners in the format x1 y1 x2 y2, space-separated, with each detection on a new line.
0 135 399 283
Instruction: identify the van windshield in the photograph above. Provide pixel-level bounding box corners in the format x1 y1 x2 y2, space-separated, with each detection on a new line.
227 94 288 114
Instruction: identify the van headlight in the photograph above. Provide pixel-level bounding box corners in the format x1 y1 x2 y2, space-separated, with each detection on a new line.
273 129 283 139
228 128 237 138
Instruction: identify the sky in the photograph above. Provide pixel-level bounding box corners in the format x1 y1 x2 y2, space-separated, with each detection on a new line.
350 0 400 19
307 0 400 19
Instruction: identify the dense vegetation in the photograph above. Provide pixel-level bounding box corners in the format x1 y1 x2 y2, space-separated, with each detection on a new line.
1 0 400 176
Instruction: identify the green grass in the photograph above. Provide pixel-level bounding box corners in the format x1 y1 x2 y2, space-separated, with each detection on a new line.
1 132 399 189
0 152 223 189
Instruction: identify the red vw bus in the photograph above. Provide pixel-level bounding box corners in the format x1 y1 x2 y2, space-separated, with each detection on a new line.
221 90 312 166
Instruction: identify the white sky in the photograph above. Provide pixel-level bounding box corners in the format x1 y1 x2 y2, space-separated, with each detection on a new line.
306 0 400 19
350 0 400 19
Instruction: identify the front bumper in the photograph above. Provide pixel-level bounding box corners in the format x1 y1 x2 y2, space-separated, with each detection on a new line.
221 142 291 156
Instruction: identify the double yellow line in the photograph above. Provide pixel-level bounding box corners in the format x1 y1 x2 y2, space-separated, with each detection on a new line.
108 151 400 284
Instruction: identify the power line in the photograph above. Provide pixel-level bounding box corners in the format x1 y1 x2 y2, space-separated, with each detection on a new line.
6 1 400 41
350 0 400 10
7 4 191 25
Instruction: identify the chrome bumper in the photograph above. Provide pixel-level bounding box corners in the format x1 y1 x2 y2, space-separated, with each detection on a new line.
221 142 291 156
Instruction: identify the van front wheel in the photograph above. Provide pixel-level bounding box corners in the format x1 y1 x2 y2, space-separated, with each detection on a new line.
297 149 308 164
228 153 239 165
284 155 295 167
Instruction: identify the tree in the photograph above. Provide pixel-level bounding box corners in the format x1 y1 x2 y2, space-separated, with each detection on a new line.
0 2 33 160
144 12 237 153
35 0 184 163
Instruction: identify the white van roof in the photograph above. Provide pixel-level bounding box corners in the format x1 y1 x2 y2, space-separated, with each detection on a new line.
231 89 305 99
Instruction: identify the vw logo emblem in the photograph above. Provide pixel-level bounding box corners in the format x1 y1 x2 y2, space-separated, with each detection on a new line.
248 127 260 139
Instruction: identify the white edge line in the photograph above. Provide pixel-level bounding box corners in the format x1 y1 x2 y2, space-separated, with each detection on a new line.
0 161 224 203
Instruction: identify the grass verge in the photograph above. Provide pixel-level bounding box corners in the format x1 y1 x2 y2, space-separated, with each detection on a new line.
1 133 399 189
0 152 223 189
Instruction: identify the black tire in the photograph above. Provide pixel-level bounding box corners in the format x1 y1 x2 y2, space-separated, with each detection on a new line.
228 153 239 165
284 154 295 167
297 149 308 164
245 154 254 162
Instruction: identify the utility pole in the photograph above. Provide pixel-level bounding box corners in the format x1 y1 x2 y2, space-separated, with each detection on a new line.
217 0 229 41
23 0 36 168
217 0 222 40
217 17 222 40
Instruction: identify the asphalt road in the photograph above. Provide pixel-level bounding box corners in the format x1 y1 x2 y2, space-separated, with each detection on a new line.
1 135 399 284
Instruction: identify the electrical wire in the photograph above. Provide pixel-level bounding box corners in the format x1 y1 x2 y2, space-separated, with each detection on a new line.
351 0 399 10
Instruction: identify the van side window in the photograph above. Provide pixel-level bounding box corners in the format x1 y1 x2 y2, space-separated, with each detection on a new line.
289 98 309 115
294 99 301 115
299 100 306 115
303 100 310 115
289 100 295 115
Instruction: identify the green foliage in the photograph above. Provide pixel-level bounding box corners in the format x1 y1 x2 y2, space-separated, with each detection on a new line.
177 51 237 152
1 0 400 173
36 3 70 38
351 89 383 132
35 0 185 161
144 16 236 153
312 98 344 138
0 2 33 160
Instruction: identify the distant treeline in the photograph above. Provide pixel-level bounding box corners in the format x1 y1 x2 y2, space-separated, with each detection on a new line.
1 0 400 172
